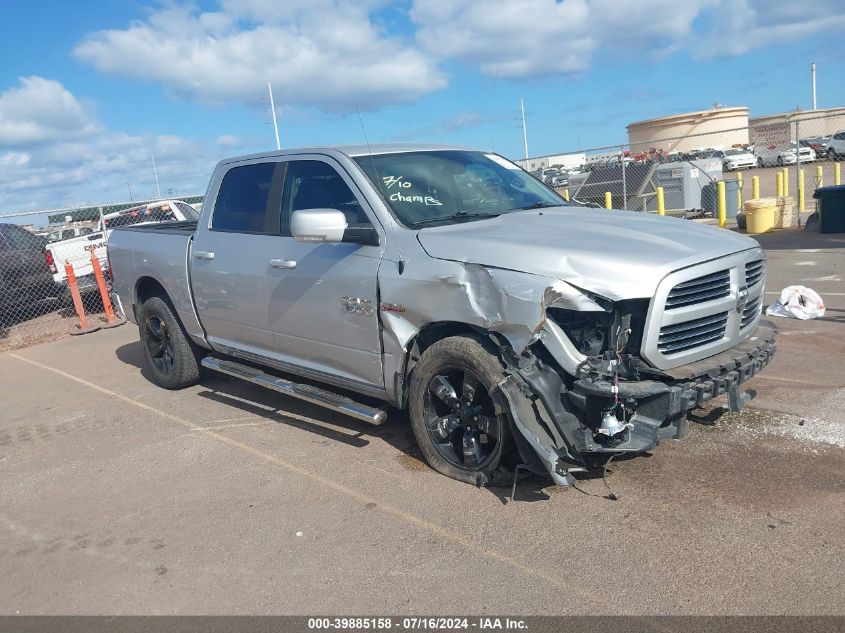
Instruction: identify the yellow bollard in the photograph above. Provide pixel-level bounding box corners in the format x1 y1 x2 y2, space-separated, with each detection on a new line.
656 186 665 216
816 165 824 187
782 168 789 197
604 191 612 209
798 168 805 212
776 171 784 197
836 162 841 186
717 181 726 228
563 188 570 202
752 175 760 199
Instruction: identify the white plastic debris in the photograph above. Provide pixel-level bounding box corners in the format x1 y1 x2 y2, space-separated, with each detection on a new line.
766 286 826 320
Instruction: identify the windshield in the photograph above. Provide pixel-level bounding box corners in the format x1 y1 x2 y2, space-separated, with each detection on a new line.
353 150 565 227
725 149 745 156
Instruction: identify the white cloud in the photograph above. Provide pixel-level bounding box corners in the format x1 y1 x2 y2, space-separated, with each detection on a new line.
409 0 845 78
74 1 446 111
0 130 215 213
216 134 242 148
0 79 218 213
692 0 845 58
0 152 30 168
0 76 99 146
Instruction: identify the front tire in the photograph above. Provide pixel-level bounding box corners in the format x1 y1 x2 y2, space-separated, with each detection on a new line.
138 295 203 389
408 335 512 486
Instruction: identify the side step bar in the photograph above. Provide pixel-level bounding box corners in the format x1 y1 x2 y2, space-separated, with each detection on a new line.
201 357 388 425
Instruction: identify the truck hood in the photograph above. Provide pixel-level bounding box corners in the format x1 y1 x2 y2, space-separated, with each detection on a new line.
416 207 760 300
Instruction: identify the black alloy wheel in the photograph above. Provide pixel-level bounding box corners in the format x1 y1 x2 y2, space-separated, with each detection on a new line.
422 366 503 470
144 314 175 375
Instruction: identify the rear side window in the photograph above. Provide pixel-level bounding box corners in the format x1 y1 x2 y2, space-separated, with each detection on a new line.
212 162 283 233
175 202 200 220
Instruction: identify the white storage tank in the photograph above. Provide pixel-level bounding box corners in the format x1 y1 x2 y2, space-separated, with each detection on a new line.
627 106 750 155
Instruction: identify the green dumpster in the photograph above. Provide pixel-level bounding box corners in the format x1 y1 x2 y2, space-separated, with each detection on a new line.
813 185 845 233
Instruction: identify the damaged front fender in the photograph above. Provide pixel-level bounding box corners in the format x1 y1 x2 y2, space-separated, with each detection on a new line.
379 257 609 403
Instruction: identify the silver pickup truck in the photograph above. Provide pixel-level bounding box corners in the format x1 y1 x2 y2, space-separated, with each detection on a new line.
108 144 776 486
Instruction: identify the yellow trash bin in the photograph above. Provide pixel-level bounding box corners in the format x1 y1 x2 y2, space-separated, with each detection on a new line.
743 197 777 234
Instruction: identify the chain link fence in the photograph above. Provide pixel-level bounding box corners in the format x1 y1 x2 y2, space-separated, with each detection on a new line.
518 110 844 224
0 209 107 352
0 197 204 350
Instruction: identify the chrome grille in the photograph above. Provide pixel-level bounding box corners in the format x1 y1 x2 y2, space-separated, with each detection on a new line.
745 259 764 287
642 250 766 370
658 312 728 354
665 269 730 309
741 295 762 329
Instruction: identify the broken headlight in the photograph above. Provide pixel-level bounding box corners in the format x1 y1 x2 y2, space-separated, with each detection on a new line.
547 308 612 356
547 298 649 359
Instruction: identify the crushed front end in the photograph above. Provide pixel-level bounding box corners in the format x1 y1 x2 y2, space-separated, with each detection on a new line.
496 251 776 485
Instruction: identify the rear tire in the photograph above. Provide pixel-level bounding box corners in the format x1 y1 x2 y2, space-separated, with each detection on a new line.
138 295 203 389
408 334 513 486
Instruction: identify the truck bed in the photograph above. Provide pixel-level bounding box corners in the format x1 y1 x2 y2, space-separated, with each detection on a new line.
108 223 204 343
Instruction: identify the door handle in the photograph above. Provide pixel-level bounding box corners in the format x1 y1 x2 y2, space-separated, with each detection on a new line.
194 250 215 260
270 259 297 270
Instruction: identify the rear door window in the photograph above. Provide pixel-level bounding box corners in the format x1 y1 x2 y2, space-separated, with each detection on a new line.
212 162 284 234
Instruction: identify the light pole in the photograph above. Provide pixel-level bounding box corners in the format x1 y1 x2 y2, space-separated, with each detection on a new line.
268 82 281 150
151 155 161 199
520 98 529 159
811 63 817 110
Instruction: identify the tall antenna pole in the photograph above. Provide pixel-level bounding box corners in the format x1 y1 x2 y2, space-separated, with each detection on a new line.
268 81 281 150
151 155 161 199
520 97 529 159
811 63 817 110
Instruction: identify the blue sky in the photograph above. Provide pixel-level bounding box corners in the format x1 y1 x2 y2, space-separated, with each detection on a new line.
1 0 844 214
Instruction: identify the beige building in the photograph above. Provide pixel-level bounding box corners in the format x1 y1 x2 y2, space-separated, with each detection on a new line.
750 106 845 137
626 106 750 154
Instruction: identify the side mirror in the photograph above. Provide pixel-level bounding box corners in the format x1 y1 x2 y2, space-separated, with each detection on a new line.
290 209 348 243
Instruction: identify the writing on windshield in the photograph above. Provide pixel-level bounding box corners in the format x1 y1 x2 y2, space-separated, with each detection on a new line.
354 150 564 227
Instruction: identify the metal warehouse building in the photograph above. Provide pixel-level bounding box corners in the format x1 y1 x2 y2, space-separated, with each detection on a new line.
750 106 845 136
626 106 750 154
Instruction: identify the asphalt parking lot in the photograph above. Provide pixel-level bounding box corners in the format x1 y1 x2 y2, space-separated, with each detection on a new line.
1 228 843 616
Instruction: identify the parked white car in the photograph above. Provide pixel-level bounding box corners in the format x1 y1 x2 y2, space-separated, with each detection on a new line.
46 200 199 295
756 144 815 167
824 131 845 160
709 148 757 171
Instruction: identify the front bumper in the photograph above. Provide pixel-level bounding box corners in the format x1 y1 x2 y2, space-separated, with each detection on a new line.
726 161 756 170
500 320 777 484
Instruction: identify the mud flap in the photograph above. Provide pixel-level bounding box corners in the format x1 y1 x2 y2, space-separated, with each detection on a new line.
497 375 578 486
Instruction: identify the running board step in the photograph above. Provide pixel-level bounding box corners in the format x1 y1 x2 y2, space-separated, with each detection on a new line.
201 356 388 425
